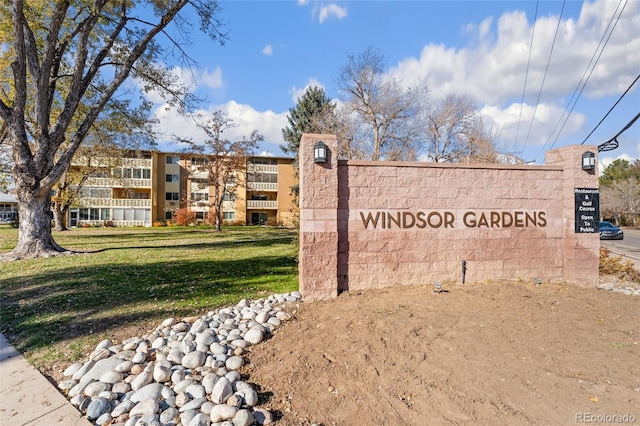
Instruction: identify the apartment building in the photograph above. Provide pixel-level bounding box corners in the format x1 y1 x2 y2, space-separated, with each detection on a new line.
68 150 297 228
0 192 18 223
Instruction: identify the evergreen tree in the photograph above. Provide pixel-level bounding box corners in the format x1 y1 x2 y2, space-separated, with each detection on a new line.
281 86 336 165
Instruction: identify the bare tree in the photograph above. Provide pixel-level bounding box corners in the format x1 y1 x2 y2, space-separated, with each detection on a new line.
336 47 428 161
422 94 510 163
0 0 227 259
180 111 262 231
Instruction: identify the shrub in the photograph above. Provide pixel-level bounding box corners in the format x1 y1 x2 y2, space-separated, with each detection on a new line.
600 247 640 283
174 208 196 226
103 220 115 227
264 217 282 227
153 220 167 227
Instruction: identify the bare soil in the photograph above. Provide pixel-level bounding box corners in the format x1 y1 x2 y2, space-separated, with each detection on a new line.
243 281 640 426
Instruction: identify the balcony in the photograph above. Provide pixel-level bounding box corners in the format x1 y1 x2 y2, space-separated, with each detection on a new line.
77 198 152 208
74 158 152 168
246 182 278 192
85 178 152 188
249 164 278 173
247 200 278 209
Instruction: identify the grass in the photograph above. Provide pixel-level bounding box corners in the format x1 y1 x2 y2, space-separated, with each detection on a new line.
0 225 298 370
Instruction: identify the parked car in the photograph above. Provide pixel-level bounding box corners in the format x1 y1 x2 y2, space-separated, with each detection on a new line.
599 221 623 240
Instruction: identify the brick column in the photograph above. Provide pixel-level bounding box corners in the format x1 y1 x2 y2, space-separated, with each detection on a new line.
545 145 600 287
298 134 339 300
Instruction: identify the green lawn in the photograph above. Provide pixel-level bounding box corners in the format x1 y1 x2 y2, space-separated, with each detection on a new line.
0 226 298 369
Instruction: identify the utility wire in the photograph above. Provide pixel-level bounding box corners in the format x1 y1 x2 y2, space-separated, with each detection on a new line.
513 0 540 153
520 0 566 153
598 112 640 152
546 0 626 150
580 72 640 145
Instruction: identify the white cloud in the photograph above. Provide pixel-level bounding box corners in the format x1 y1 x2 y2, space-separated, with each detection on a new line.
290 78 326 104
598 153 635 175
318 4 347 24
298 0 309 5
152 101 288 150
480 102 586 151
390 1 640 106
262 45 273 56
199 67 223 89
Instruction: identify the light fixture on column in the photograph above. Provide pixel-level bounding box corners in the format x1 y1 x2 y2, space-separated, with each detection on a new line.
314 141 328 163
582 151 595 171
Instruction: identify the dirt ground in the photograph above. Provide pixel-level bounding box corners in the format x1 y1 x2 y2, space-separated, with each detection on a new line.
243 281 639 426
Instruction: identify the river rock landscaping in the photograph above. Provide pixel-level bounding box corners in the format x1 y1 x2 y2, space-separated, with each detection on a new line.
57 292 302 426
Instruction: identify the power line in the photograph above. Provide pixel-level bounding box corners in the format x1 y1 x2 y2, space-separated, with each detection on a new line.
512 0 539 153
598 112 640 152
546 0 626 151
580 72 640 146
520 0 566 154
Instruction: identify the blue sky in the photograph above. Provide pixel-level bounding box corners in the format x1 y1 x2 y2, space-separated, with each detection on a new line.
146 0 640 170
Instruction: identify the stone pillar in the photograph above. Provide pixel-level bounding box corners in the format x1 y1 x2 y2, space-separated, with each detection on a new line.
298 134 339 300
545 145 600 287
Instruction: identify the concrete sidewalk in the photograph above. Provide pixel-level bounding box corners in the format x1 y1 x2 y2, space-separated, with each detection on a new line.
0 333 91 426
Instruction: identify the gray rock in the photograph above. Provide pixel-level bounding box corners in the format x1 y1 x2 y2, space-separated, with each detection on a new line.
111 399 136 417
253 408 274 425
115 360 134 373
596 282 615 291
210 377 233 404
58 379 77 391
209 404 238 422
160 407 180 424
188 413 210 426
99 370 123 384
95 412 112 426
82 357 124 383
72 360 96 381
225 356 244 371
202 373 219 394
235 387 258 406
84 381 112 397
112 381 131 394
86 397 111 420
63 362 83 377
182 351 206 369
153 360 173 383
179 396 207 412
180 409 199 426
200 401 215 415
186 384 206 399
232 409 254 426
129 398 159 417
243 327 263 345
131 371 153 391
130 383 164 403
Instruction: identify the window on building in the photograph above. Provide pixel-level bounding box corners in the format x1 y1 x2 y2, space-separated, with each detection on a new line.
166 156 179 164
165 211 173 220
222 193 236 201
122 168 132 178
247 172 277 183
249 157 277 165
165 174 180 183
250 194 268 201
195 211 207 220
78 208 110 221
165 192 179 201
132 168 141 179
223 211 235 220
142 169 151 179
191 157 209 166
190 193 209 202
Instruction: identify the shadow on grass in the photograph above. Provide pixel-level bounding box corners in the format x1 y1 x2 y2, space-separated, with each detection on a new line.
0 250 298 354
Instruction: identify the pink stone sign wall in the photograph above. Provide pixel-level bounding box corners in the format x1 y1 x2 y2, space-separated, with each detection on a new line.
299 134 600 301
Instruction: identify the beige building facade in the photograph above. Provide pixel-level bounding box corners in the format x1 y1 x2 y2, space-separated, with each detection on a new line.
68 151 297 228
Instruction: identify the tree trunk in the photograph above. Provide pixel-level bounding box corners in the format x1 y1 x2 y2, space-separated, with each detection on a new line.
8 192 67 259
53 205 68 231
